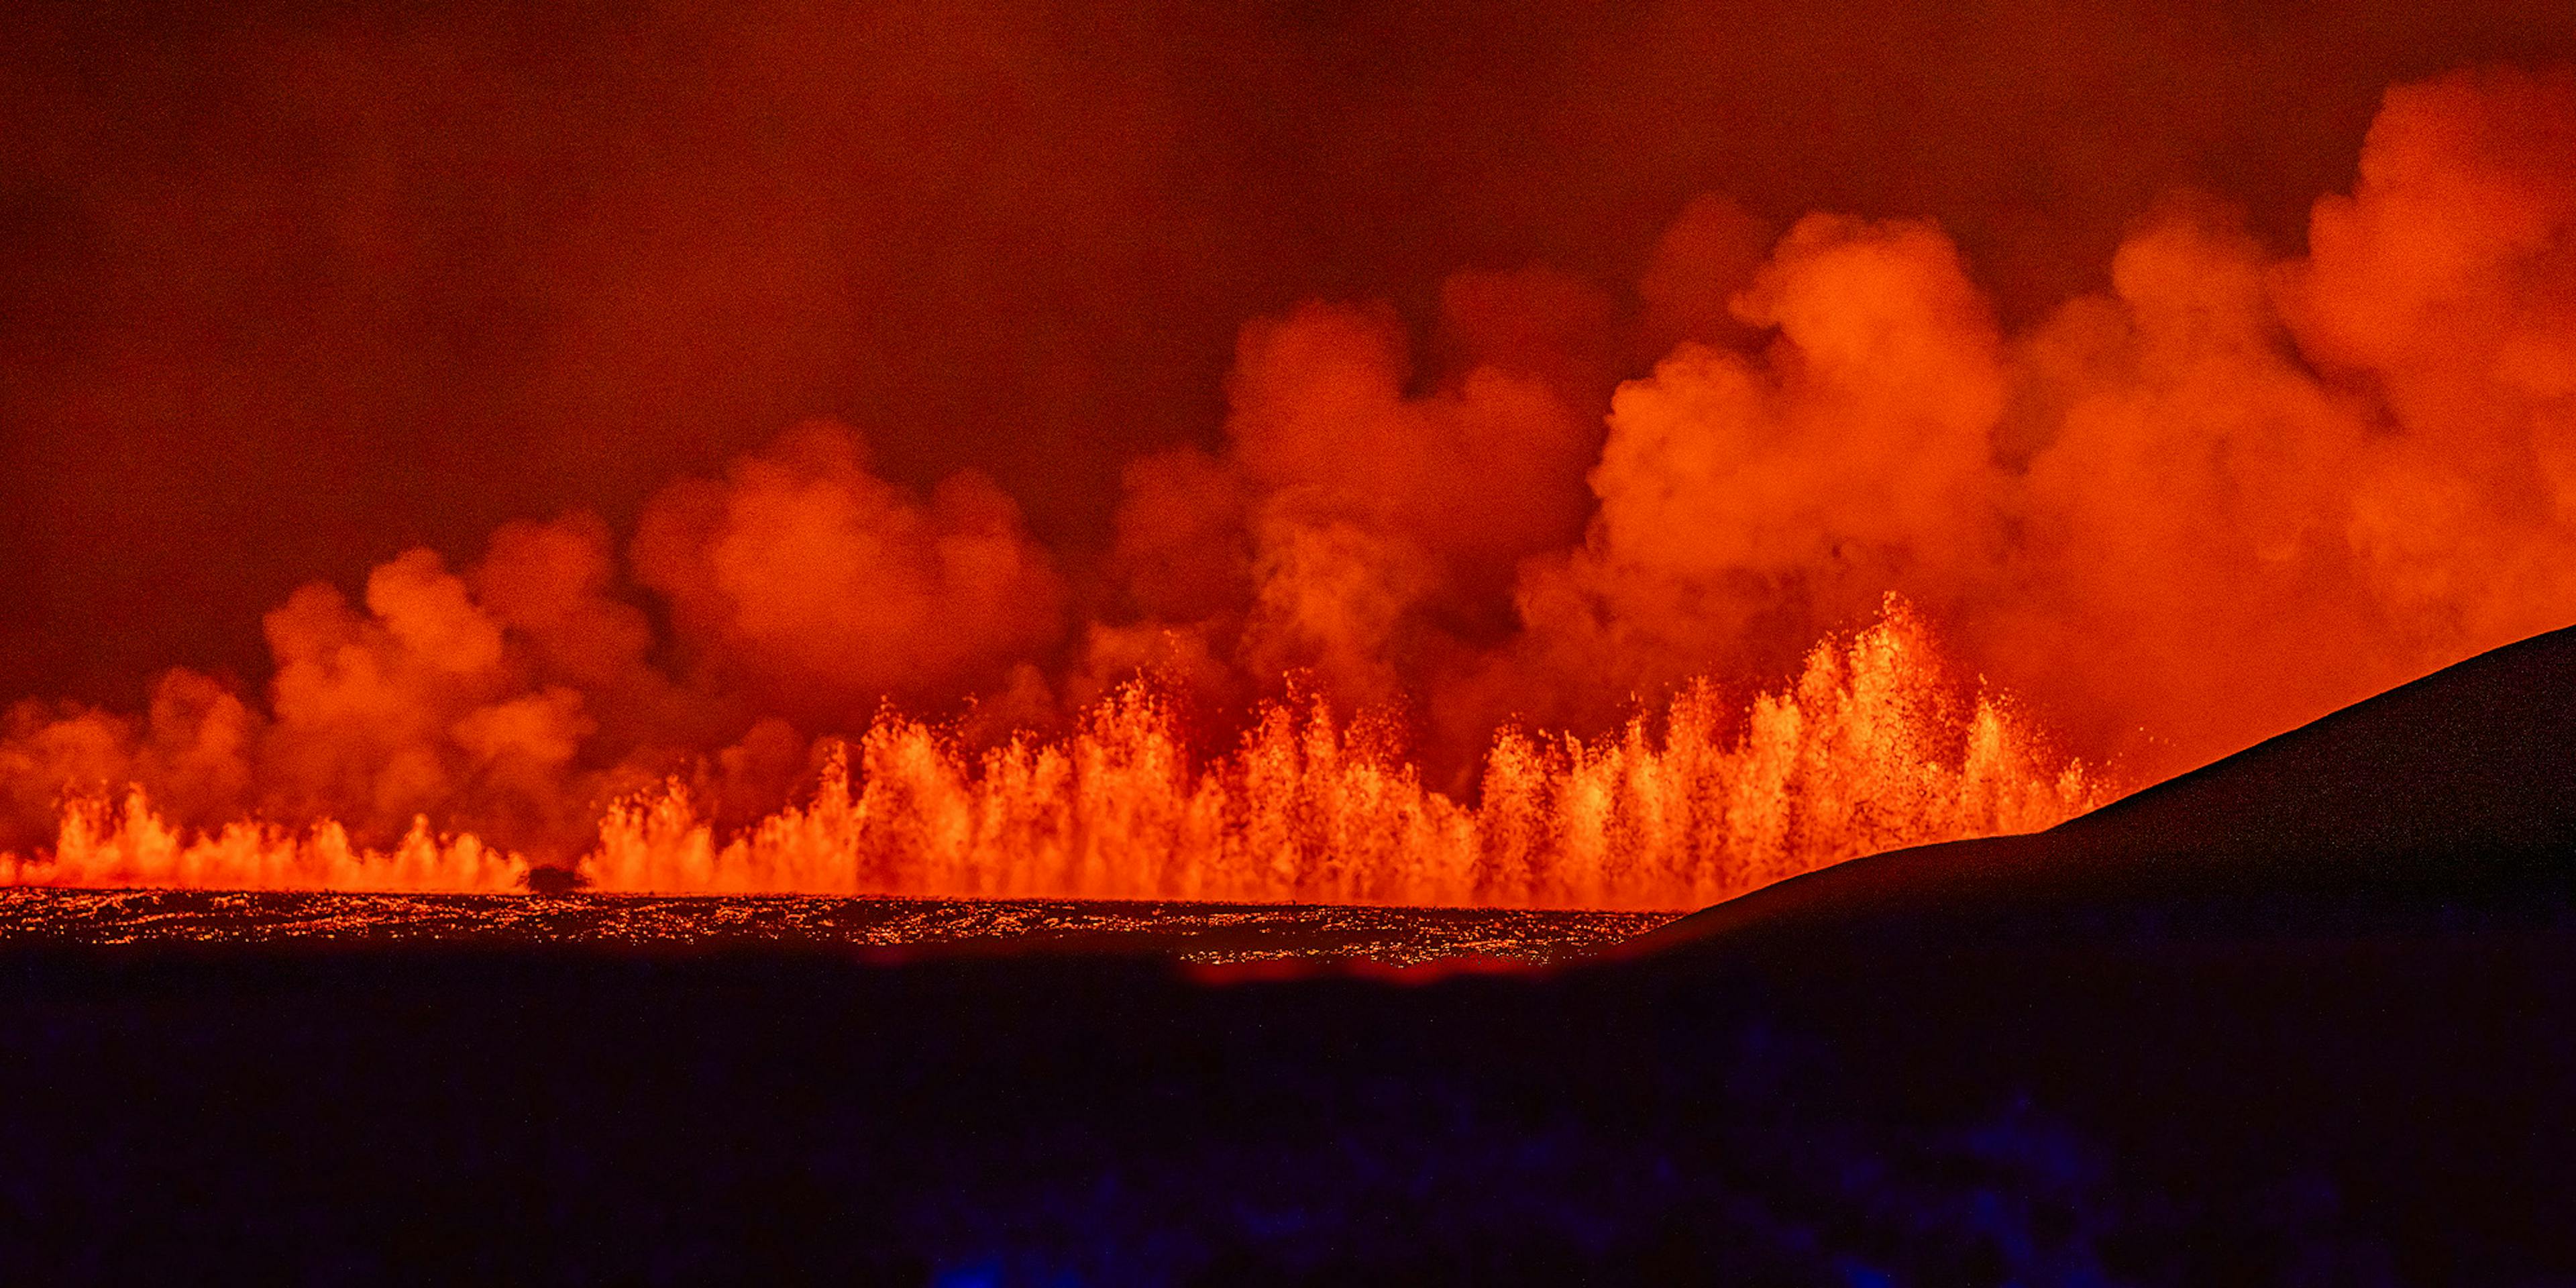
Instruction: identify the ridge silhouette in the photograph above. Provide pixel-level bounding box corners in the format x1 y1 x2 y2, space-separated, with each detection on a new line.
1638 621 2576 951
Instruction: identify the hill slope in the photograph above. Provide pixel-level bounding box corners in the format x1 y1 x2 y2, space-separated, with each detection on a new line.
1641 622 2576 950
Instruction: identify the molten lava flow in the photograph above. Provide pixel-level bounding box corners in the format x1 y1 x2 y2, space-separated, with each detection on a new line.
14 69 2560 909
2 605 2104 908
5 793 529 894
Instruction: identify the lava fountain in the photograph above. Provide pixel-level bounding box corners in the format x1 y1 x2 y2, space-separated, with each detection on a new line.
3 66 2571 912
2 604 2104 908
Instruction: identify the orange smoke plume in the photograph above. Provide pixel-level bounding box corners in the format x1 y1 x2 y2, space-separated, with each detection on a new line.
4 66 2575 906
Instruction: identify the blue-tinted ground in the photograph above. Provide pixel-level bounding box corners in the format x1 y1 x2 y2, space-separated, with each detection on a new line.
1 920 2565 1285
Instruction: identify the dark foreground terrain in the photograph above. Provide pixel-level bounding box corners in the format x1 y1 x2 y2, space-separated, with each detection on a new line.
7 626 2576 1284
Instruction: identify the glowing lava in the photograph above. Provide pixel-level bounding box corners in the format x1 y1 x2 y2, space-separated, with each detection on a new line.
3 604 2103 908
7 69 2563 910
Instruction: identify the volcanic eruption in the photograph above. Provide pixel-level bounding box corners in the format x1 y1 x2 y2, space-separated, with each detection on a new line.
3 42 2575 911
13 7 2576 1283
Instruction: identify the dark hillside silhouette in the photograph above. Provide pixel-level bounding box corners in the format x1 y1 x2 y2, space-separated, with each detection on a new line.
1641 621 2576 951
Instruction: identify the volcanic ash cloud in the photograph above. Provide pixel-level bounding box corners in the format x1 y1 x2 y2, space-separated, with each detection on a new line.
6 66 2576 904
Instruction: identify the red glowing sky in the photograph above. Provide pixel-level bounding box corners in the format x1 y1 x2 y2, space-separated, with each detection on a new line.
7 0 2572 708
5 0 2576 904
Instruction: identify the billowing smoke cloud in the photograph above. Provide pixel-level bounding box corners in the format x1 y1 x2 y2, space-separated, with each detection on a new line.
3 66 2575 890
633 420 1067 724
1992 66 2576 767
0 422 1065 854
1095 65 2576 785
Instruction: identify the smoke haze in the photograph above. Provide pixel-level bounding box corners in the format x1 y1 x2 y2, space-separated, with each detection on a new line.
4 2 2576 895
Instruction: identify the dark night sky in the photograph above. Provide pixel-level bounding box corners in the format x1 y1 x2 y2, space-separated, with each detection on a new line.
5 0 2575 706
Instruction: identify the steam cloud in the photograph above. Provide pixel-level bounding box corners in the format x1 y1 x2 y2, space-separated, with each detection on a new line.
5 68 2575 886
